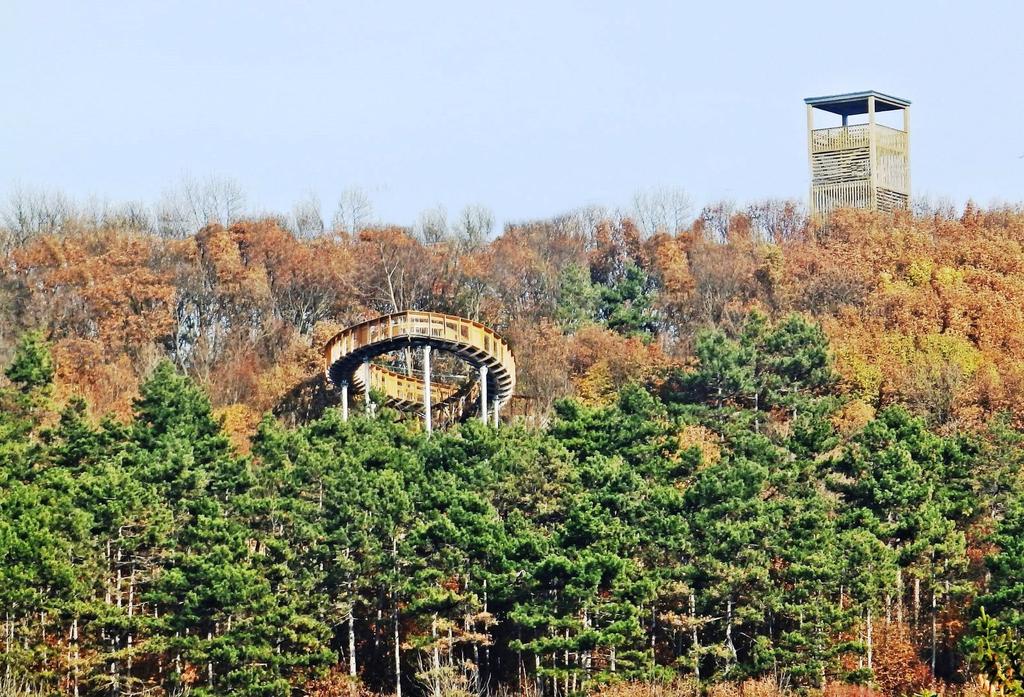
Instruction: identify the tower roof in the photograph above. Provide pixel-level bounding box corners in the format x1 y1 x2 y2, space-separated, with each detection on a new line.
804 90 910 116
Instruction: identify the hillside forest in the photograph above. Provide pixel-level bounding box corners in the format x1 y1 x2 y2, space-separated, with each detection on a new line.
3 188 1024 697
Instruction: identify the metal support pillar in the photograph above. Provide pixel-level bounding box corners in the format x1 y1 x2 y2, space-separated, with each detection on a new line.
479 365 488 424
341 380 349 422
422 345 432 433
362 359 372 414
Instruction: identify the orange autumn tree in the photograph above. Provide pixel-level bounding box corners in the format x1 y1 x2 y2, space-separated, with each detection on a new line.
9 228 177 415
6 200 1024 434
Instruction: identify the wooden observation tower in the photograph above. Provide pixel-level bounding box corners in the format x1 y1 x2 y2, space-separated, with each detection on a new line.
805 91 911 216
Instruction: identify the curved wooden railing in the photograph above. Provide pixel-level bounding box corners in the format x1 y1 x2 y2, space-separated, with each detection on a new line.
324 312 516 419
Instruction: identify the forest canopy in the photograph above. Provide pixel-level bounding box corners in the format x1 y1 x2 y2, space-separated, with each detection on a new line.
4 191 1024 436
2 192 1024 696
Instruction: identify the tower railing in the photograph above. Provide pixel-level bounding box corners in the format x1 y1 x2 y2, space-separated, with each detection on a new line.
811 123 906 154
323 311 517 426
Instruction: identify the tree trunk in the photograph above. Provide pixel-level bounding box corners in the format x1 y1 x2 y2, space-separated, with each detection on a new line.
725 597 737 668
127 564 135 680
4 612 10 678
174 631 182 682
690 593 700 683
931 589 938 678
348 607 357 677
582 608 591 681
517 629 524 692
207 629 214 689
650 604 657 659
483 579 490 677
72 617 80 697
914 577 921 628
534 653 541 697
431 613 440 697
393 534 402 697
563 628 569 697
375 590 384 653
896 567 904 626
393 608 402 696
866 606 873 670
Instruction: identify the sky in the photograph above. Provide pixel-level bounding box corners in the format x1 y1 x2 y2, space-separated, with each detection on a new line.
1 0 1022 229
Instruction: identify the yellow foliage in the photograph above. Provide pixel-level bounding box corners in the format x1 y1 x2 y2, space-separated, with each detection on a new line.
831 399 876 436
933 265 964 287
574 361 616 406
906 258 933 286
215 403 261 453
831 343 884 402
675 424 721 465
877 270 894 290
914 332 982 377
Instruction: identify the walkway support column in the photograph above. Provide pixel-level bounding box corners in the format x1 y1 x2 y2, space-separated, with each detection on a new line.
479 365 488 424
422 345 432 433
341 380 349 422
363 359 372 414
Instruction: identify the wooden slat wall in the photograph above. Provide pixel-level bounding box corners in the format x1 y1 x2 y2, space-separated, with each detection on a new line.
876 188 909 213
812 181 872 215
810 123 909 214
812 147 871 184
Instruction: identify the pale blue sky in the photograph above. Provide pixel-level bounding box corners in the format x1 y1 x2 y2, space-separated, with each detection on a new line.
1 0 1022 227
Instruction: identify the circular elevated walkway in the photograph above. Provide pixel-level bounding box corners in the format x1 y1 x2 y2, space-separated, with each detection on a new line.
324 312 516 420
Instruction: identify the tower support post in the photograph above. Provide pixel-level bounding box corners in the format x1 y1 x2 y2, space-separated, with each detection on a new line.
868 94 878 210
904 106 911 200
341 380 349 422
806 104 815 216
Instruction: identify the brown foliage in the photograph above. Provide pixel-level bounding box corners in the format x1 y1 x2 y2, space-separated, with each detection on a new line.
504 320 573 415
588 679 699 697
11 229 176 352
870 623 933 696
570 325 669 405
788 207 1024 428
304 669 378 697
591 678 789 697
52 338 146 418
7 203 1024 435
820 684 882 697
